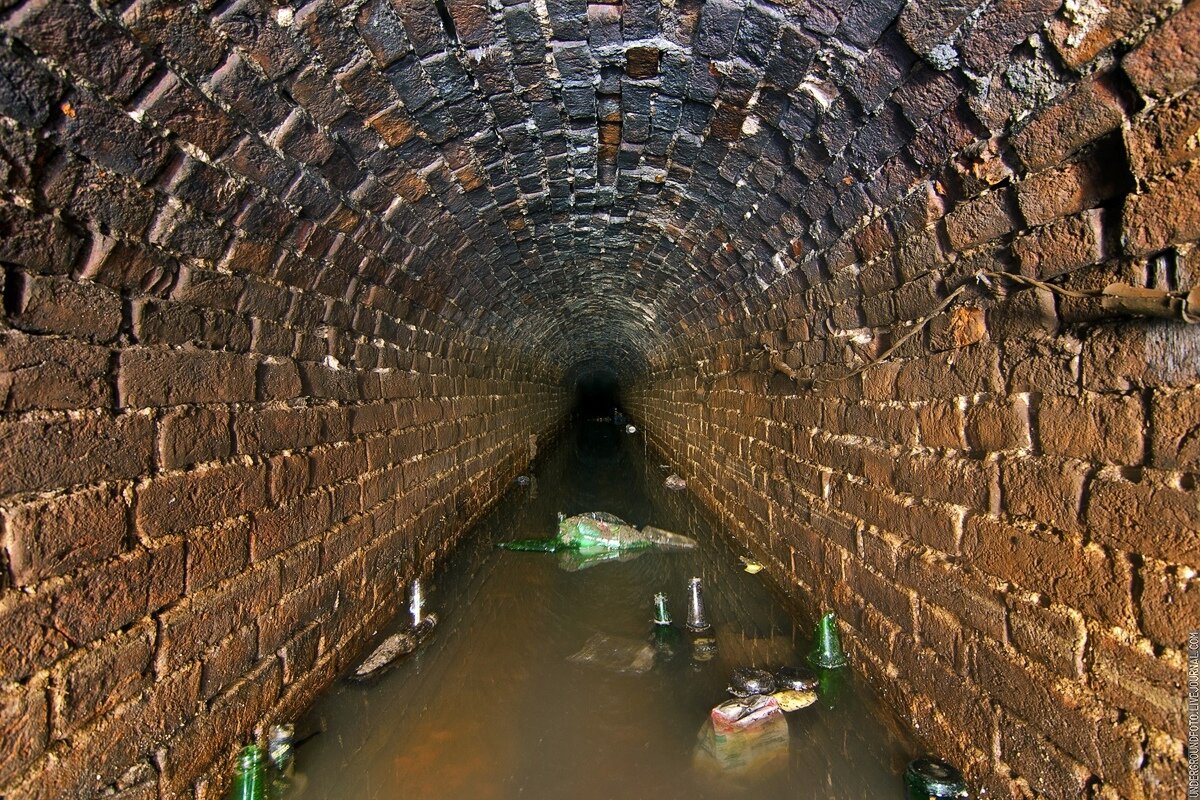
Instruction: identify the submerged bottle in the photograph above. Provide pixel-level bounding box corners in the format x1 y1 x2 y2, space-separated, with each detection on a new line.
685 577 711 632
807 611 847 668
228 744 266 800
904 756 969 799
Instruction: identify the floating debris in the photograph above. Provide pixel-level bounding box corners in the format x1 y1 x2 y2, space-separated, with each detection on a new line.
348 615 437 682
774 665 819 692
770 689 817 711
625 424 637 433
266 724 294 773
710 694 782 734
686 577 711 632
664 473 687 490
691 636 718 662
349 580 437 682
568 632 656 674
807 611 848 669
727 667 776 698
693 714 789 780
904 756 969 799
739 557 764 574
515 474 531 486
498 512 697 554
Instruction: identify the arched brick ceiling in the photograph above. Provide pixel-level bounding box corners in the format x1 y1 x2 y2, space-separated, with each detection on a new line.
3 0 1079 381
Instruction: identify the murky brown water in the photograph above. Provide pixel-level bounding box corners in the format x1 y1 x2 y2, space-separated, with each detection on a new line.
286 421 918 800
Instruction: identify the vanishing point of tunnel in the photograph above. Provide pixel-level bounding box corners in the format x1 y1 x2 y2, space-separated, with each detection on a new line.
0 0 1198 797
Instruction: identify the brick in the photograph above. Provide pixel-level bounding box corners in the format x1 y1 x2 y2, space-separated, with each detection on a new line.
158 407 232 469
1150 387 1200 469
1010 77 1127 172
1011 209 1107 279
1125 86 1200 178
964 397 1031 452
6 0 155 103
156 567 280 672
0 331 111 412
0 413 153 495
6 273 122 342
1087 470 1200 567
1048 0 1178 68
1090 631 1185 733
52 550 152 645
136 462 265 540
1122 1 1200 99
944 189 1019 250
1000 456 1089 533
186 519 250 594
2 484 129 586
1038 392 1144 464
50 622 154 738
1139 558 1200 649
1008 597 1085 677
0 678 48 786
1122 161 1200 255
964 513 1133 625
118 347 258 408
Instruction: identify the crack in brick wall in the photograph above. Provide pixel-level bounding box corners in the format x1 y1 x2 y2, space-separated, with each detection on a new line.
0 0 1196 797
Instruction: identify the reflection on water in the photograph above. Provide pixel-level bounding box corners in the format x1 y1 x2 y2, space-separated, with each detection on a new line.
286 422 917 799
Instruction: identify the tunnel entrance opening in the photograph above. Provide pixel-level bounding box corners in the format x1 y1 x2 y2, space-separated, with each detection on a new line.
572 370 623 421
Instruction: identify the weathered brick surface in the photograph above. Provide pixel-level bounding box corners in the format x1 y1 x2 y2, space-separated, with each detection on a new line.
0 0 1195 797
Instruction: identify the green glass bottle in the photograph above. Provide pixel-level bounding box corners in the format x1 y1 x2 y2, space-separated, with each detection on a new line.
228 744 266 800
806 611 847 668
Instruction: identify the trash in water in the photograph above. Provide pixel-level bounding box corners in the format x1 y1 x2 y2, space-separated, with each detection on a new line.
515 475 531 486
349 580 437 682
710 694 782 734
807 611 848 668
693 714 789 781
770 688 817 711
664 473 687 490
774 665 819 692
568 632 656 674
640 525 698 549
650 594 682 658
727 667 777 698
686 577 711 632
739 557 764 574
267 724 294 773
227 744 266 800
625 424 637 434
691 636 718 662
348 614 437 682
904 756 970 799
556 547 647 571
497 512 697 554
652 592 673 626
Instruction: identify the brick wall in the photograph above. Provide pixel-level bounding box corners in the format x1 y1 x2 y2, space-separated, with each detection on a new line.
0 0 1197 798
0 1 569 797
627 3 1200 798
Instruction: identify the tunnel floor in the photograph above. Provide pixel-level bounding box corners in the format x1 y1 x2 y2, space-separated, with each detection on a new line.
286 422 918 799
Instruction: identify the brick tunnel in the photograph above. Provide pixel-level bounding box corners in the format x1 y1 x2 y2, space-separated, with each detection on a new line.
0 0 1197 797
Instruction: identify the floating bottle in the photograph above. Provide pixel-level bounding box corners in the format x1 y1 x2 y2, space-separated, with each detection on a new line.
685 577 711 632
267 724 294 774
652 592 672 626
806 611 847 668
904 756 969 799
227 744 265 800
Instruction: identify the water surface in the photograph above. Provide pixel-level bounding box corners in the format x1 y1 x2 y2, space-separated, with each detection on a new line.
287 421 917 799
